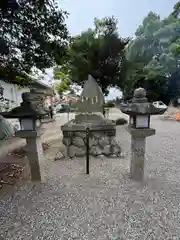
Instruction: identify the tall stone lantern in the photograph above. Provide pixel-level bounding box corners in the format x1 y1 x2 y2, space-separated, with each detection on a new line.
120 88 167 181
2 92 47 181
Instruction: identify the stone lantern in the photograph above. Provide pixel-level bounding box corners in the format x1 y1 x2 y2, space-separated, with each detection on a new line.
2 92 47 181
120 87 167 181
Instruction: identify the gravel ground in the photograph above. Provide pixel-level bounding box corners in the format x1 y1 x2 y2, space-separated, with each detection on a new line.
1 115 180 239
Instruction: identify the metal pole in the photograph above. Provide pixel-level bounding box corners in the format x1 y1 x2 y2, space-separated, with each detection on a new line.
86 127 90 174
67 109 69 121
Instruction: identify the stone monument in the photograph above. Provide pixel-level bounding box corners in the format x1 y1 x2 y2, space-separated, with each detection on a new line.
77 74 104 113
61 75 121 158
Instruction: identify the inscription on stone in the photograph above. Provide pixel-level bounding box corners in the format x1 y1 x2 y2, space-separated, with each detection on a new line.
133 147 144 157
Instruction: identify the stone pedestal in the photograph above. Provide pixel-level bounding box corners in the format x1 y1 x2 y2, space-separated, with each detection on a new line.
130 136 146 181
16 129 44 181
61 113 122 158
126 126 155 181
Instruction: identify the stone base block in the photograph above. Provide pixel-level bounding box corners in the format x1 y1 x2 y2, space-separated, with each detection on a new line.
61 113 122 159
62 131 121 158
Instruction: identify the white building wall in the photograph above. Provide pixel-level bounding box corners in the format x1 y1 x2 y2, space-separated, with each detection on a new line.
0 80 30 107
15 85 30 106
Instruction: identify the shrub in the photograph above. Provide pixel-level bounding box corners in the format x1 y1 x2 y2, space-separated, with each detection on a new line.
115 118 128 125
103 100 115 108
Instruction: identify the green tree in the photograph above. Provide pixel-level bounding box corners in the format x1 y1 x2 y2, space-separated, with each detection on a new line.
171 1 180 18
53 66 70 81
124 3 180 102
58 16 129 95
0 0 69 85
55 80 70 98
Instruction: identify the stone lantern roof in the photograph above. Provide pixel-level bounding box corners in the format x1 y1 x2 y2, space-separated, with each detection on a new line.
120 87 167 116
1 92 47 119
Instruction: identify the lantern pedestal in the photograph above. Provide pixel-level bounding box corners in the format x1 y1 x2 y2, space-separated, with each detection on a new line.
1 91 47 183
126 126 155 181
120 87 167 181
16 129 45 182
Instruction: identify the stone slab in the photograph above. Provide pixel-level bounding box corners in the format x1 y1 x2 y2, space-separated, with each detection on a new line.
125 126 155 138
130 136 146 181
15 129 44 138
26 136 44 181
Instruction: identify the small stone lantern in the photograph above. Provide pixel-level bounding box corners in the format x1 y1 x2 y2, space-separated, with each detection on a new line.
120 87 167 181
2 92 47 182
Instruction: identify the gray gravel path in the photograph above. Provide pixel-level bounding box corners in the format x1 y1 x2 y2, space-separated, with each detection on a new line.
1 116 180 239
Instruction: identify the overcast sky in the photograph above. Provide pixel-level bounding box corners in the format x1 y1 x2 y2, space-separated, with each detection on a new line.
59 0 177 37
48 0 178 99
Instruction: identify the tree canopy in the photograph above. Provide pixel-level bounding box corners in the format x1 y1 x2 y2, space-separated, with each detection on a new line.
2 0 179 105
55 16 129 95
53 67 70 97
54 81 70 98
0 0 69 85
124 2 180 103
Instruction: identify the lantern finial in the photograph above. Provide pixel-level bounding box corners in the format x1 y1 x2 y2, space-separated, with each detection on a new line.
133 87 146 99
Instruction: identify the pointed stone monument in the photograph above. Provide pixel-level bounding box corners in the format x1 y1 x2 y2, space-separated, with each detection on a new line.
77 75 104 113
61 75 122 159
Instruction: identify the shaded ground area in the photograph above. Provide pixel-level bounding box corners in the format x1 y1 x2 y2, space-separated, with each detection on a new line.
1 110 180 239
0 113 75 159
0 114 70 191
